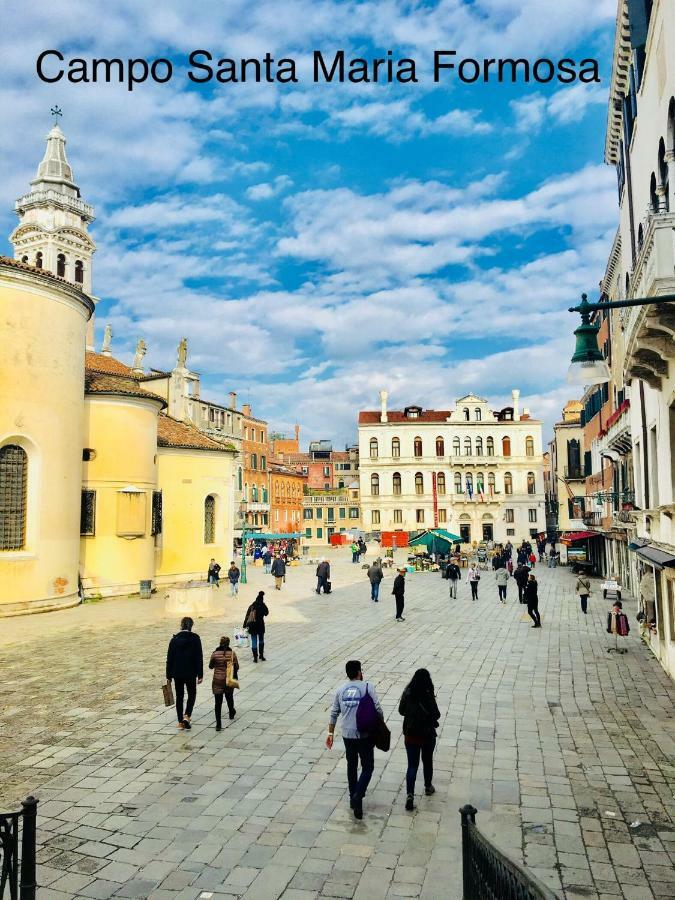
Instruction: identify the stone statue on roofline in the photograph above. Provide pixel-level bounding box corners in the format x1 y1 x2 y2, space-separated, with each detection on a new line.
177 337 188 369
132 338 147 373
101 323 113 356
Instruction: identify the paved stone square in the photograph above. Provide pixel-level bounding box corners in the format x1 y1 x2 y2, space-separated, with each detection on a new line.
1 552 674 900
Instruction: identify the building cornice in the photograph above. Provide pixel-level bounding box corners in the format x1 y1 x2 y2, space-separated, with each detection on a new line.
604 0 631 165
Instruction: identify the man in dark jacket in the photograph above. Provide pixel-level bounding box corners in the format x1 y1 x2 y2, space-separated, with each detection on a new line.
393 568 406 621
316 558 331 594
513 563 530 603
244 592 269 662
166 617 203 729
367 560 384 602
524 574 541 628
271 555 286 590
445 561 460 598
207 558 221 586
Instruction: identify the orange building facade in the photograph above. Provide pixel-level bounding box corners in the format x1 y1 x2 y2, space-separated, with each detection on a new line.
269 462 306 533
241 403 270 529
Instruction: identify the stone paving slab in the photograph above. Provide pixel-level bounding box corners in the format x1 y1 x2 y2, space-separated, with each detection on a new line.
1 551 674 899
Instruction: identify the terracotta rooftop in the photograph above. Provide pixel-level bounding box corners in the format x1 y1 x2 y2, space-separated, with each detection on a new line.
85 351 134 376
157 415 236 453
85 372 166 407
359 410 452 424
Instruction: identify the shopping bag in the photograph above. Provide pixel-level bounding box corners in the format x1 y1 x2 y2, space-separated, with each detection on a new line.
162 680 174 707
234 630 250 648
225 665 240 690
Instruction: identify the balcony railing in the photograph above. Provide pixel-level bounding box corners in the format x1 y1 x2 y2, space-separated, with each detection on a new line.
563 466 583 479
582 511 604 527
460 805 558 900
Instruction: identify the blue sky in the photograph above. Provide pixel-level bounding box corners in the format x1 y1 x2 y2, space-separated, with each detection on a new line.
1 0 619 446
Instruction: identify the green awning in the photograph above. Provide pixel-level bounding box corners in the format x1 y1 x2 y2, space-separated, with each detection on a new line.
409 529 462 551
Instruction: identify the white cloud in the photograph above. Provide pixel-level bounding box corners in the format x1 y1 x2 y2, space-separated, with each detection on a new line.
246 175 294 200
512 83 608 133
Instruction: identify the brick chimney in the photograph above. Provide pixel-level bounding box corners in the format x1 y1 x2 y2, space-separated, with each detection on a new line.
511 389 520 422
294 424 300 442
242 403 252 416
228 391 237 410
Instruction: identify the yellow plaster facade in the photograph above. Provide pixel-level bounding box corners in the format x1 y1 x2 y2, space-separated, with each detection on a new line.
155 447 236 585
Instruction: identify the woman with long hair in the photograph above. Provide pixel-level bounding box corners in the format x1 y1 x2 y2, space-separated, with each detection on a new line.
243 591 269 662
398 669 440 810
209 636 239 729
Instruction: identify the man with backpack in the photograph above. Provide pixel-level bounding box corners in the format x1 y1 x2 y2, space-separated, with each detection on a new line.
326 660 383 820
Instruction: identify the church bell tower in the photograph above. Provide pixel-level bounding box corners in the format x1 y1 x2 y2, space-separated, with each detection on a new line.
11 121 97 341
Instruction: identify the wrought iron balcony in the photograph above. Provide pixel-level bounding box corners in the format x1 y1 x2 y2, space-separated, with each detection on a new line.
563 465 583 479
582 511 604 527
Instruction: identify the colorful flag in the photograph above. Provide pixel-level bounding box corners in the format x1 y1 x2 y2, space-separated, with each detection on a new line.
466 476 473 500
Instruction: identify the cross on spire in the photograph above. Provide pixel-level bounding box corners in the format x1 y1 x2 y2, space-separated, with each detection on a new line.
50 106 62 126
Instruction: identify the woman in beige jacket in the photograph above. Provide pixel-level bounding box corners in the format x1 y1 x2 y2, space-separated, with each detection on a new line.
209 636 239 729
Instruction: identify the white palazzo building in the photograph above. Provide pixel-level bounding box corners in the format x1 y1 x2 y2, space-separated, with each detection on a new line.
358 390 545 545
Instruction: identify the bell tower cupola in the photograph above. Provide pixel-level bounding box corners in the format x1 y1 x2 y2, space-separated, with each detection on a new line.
11 121 96 299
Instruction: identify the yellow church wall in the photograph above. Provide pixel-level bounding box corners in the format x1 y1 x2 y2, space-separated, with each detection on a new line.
155 447 235 585
0 267 92 616
80 394 162 597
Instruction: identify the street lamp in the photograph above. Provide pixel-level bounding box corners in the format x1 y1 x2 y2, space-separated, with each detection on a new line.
240 529 247 585
567 293 675 386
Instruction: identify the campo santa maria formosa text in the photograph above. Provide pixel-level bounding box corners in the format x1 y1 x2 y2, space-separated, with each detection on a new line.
36 49 601 92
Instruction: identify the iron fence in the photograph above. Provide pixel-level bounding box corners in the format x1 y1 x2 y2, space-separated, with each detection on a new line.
0 797 37 900
460 805 559 900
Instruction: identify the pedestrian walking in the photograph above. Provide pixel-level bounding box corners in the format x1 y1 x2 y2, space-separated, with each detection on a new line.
367 559 384 602
209 636 239 729
326 660 383 820
351 541 360 564
166 617 203 730
262 547 273 574
524 574 541 628
243 591 269 662
316 558 331 594
207 558 221 587
398 669 440 811
504 541 513 562
528 551 537 569
446 560 460 598
575 573 592 614
393 568 406 621
537 539 546 563
227 561 240 597
495 564 509 604
270 554 286 590
514 563 530 603
466 564 480 601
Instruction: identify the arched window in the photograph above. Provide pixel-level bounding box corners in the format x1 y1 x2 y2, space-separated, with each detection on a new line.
413 437 423 458
649 171 659 213
252 485 258 502
371 473 379 496
658 138 669 212
475 436 483 456
35 251 43 269
527 472 536 494
475 408 481 421
393 472 402 495
204 494 216 544
415 472 424 495
454 472 462 493
20 255 28 263
452 437 461 456
466 474 473 495
476 473 484 497
435 437 445 457
464 437 472 456
391 437 400 458
437 472 446 495
262 486 268 503
638 222 644 250
488 472 495 495
370 438 378 459
74 260 84 284
56 253 66 278
525 436 535 457
238 468 243 491
0 445 28 550
463 408 470 421
504 472 513 495
251 453 257 470
486 436 494 456
502 436 511 457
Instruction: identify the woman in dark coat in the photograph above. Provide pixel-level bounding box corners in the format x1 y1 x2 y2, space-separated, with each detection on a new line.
209 636 239 729
398 669 440 810
524 574 541 628
243 591 269 662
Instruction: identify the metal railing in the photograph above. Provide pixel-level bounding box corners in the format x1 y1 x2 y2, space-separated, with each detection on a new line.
460 805 558 900
1 797 37 900
582 511 604 527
